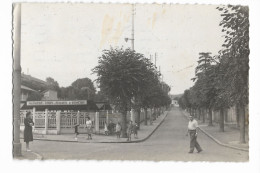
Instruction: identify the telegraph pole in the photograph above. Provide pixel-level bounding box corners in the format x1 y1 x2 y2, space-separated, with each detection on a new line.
13 3 22 157
155 52 157 67
124 4 135 51
130 3 136 124
131 4 135 50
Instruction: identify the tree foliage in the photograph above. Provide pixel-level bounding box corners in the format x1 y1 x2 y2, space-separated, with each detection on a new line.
178 5 249 140
93 47 171 136
59 78 96 100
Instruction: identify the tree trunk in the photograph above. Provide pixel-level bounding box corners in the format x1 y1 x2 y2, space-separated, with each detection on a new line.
202 108 205 123
219 108 224 132
236 105 240 128
238 105 246 143
136 108 141 130
224 108 228 123
208 108 213 126
198 108 201 120
144 108 148 125
121 106 128 138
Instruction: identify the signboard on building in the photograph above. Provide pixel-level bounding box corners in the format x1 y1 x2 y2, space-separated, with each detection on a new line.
27 100 87 106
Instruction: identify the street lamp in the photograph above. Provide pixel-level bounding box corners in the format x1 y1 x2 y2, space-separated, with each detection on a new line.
124 37 134 50
124 4 135 50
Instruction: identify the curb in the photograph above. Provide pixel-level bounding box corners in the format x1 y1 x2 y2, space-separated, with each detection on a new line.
101 110 169 143
180 110 249 152
198 127 249 152
30 151 44 160
21 111 169 144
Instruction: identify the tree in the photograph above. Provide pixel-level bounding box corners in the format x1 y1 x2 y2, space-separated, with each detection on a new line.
192 52 219 126
59 78 96 100
217 5 249 142
93 48 156 137
46 77 60 91
71 78 96 100
46 77 61 97
27 92 43 101
94 90 108 102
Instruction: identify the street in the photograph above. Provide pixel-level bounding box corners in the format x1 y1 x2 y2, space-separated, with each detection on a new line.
26 108 248 161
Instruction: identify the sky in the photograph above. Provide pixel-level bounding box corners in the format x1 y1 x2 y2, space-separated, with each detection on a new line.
20 3 225 94
3 0 260 172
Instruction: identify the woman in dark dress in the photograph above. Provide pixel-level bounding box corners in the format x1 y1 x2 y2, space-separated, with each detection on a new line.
24 111 34 151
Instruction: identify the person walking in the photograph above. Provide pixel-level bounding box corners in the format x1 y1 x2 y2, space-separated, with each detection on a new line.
132 122 138 139
115 122 122 139
24 111 34 152
127 121 133 141
186 115 202 153
108 120 115 135
85 117 92 140
74 122 80 140
104 122 109 136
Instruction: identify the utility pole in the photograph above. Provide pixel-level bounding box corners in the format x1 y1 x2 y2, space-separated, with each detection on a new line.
124 4 135 51
131 4 135 51
13 3 22 157
154 52 157 68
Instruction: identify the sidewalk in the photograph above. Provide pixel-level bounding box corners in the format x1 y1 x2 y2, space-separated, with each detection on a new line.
181 110 249 152
21 111 169 144
14 150 43 160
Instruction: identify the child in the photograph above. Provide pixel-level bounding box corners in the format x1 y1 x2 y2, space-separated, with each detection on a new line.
104 122 109 136
85 117 92 140
115 122 122 139
127 121 133 141
132 122 138 139
74 122 79 140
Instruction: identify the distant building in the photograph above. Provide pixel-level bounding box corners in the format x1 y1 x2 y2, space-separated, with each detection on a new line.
169 94 181 107
20 73 58 101
21 85 38 101
172 100 179 107
42 89 58 100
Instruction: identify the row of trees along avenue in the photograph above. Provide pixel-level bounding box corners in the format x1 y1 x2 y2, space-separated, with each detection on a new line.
178 5 249 143
93 48 171 137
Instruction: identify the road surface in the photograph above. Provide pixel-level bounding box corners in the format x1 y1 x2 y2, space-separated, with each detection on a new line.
27 108 248 161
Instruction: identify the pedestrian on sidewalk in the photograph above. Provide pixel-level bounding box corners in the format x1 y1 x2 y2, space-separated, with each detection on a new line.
24 111 34 152
186 115 202 153
104 122 109 136
132 122 138 139
74 122 79 140
108 120 115 135
115 122 122 139
127 121 133 141
85 117 92 140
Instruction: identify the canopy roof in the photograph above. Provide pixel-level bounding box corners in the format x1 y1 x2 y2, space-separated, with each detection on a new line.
21 100 112 111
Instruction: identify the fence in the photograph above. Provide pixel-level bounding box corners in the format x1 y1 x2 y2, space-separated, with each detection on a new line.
20 108 156 134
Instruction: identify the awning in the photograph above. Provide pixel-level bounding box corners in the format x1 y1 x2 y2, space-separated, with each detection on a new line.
21 100 98 111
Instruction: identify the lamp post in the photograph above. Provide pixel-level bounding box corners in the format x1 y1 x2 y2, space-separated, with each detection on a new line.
13 3 22 157
125 4 136 123
125 4 135 50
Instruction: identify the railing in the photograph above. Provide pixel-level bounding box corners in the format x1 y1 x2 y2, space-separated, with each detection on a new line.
48 112 56 129
35 111 45 128
20 110 151 133
20 110 28 126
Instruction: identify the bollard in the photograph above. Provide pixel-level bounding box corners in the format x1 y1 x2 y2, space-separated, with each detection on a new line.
131 109 135 123
32 107 36 131
95 111 99 133
44 108 48 134
56 111 61 135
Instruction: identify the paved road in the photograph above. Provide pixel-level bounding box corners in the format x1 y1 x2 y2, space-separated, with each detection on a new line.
27 108 248 161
